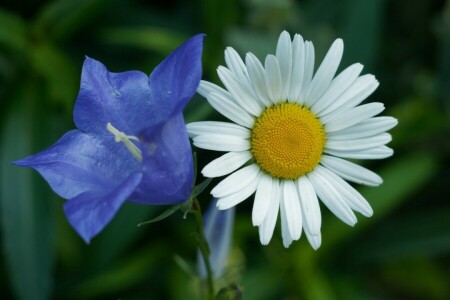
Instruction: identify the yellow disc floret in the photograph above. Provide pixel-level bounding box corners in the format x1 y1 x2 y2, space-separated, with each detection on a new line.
251 103 325 179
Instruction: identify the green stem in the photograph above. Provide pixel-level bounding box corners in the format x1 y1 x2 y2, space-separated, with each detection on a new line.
192 197 215 300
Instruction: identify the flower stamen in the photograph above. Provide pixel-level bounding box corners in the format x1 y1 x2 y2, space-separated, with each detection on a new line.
106 122 142 161
251 103 325 179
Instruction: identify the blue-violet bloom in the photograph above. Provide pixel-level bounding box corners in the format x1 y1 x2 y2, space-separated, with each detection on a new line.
13 34 204 243
198 198 235 279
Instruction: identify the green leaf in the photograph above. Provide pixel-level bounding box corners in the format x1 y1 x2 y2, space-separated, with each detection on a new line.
173 255 198 278
88 203 156 268
0 9 27 52
341 0 385 70
72 245 163 299
350 208 450 263
28 42 78 113
321 152 438 253
101 27 188 55
0 80 55 300
137 205 181 226
32 0 108 40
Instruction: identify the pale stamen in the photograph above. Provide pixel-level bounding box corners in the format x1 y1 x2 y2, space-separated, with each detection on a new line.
106 122 142 161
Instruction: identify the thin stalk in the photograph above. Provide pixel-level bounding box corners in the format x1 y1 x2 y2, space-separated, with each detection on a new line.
192 197 215 300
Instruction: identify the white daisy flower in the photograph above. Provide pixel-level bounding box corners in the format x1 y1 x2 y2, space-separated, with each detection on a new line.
187 31 397 249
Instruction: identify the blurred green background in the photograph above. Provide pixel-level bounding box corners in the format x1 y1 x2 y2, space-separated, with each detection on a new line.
1 0 449 299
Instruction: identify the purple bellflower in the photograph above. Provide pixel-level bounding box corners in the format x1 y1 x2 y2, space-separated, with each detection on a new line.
13 34 204 243
198 198 235 279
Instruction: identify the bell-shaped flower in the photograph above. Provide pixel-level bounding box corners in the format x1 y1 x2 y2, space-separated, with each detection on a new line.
198 198 235 279
13 34 204 243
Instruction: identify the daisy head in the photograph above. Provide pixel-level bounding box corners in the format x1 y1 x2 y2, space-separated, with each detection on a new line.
187 31 397 249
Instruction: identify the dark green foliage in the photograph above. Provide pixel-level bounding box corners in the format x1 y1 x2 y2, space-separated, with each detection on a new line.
1 0 449 299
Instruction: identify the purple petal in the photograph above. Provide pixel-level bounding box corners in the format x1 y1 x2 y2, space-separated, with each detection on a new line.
147 34 205 122
12 130 140 199
130 113 194 205
64 172 143 243
73 58 153 137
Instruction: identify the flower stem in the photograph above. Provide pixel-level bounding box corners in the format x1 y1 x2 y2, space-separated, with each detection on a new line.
192 197 215 300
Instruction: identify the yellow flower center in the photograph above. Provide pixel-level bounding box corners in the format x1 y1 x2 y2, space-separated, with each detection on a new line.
251 103 325 179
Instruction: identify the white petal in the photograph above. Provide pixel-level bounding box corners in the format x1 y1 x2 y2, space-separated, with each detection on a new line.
324 102 385 133
216 172 261 210
202 151 252 178
320 155 382 186
325 146 394 160
276 31 293 101
326 133 392 151
319 74 379 117
252 173 273 226
282 180 302 240
288 34 305 102
311 63 363 115
317 166 373 217
217 66 263 116
246 52 271 107
187 121 250 138
193 134 250 152
297 176 321 236
298 41 315 104
327 116 398 140
259 178 280 245
207 92 255 128
217 176 260 210
197 80 231 99
211 164 260 198
224 47 251 88
305 39 344 107
307 168 357 226
280 191 293 248
304 229 322 250
265 55 283 104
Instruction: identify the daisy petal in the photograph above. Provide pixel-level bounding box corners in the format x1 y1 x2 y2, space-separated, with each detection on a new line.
280 193 294 248
202 151 252 178
324 102 385 133
211 164 260 198
276 31 293 101
318 166 373 217
298 41 315 104
252 173 273 226
325 146 394 160
307 168 357 226
224 47 251 88
246 52 272 107
327 116 398 140
186 121 250 138
217 66 263 116
207 92 255 128
265 55 283 104
259 178 280 245
305 39 344 107
216 172 261 210
197 80 231 99
319 74 379 117
288 34 305 102
304 229 322 250
311 63 363 115
320 155 382 186
282 180 302 240
193 134 250 152
326 133 392 151
297 176 321 236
